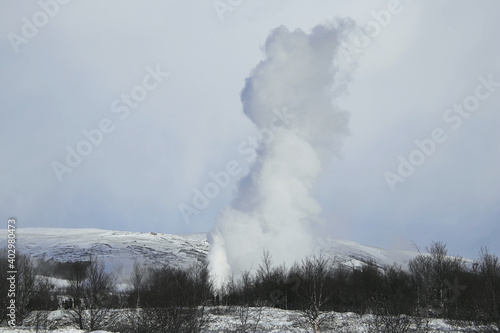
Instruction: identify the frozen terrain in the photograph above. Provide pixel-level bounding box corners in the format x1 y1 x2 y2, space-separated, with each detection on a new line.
0 307 494 332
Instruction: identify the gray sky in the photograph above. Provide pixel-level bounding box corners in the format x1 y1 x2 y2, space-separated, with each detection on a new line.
1 0 499 260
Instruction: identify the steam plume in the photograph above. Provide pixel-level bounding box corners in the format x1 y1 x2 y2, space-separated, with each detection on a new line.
209 22 351 288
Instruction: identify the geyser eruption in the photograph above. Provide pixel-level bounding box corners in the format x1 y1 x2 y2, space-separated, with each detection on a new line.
209 23 351 288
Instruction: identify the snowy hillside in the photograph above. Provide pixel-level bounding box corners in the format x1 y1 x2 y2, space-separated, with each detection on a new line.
313 237 418 269
0 228 209 280
1 228 419 279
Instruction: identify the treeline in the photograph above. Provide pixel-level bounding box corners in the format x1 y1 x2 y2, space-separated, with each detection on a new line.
220 242 500 331
0 249 212 332
0 241 499 332
0 250 59 326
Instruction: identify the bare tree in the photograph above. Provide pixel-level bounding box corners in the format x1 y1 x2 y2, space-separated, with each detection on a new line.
256 250 273 283
86 253 116 330
125 265 207 333
66 260 88 329
296 254 334 333
409 241 465 317
130 261 146 308
236 302 264 333
189 260 212 306
66 253 116 331
478 247 500 328
16 253 39 324
28 276 57 331
367 312 413 333
0 251 57 329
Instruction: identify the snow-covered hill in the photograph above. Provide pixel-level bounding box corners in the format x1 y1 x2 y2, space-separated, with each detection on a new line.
1 228 420 281
1 228 209 281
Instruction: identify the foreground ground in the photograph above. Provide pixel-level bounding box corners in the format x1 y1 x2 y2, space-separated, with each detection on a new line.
0 307 498 332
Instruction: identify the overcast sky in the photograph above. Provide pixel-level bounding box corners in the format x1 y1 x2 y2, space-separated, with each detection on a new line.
1 0 499 260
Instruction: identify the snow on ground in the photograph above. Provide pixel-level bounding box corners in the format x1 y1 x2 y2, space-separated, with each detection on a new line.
0 307 496 333
0 329 111 333
203 306 495 332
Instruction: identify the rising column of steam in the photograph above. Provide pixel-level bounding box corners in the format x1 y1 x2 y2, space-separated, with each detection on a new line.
208 22 352 288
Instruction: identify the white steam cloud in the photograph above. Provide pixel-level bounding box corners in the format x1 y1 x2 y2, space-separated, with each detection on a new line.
208 22 352 288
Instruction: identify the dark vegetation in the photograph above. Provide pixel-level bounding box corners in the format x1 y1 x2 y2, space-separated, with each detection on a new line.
219 243 500 332
0 241 499 332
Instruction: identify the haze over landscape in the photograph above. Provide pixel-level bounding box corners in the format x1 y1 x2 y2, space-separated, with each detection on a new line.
1 0 500 272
